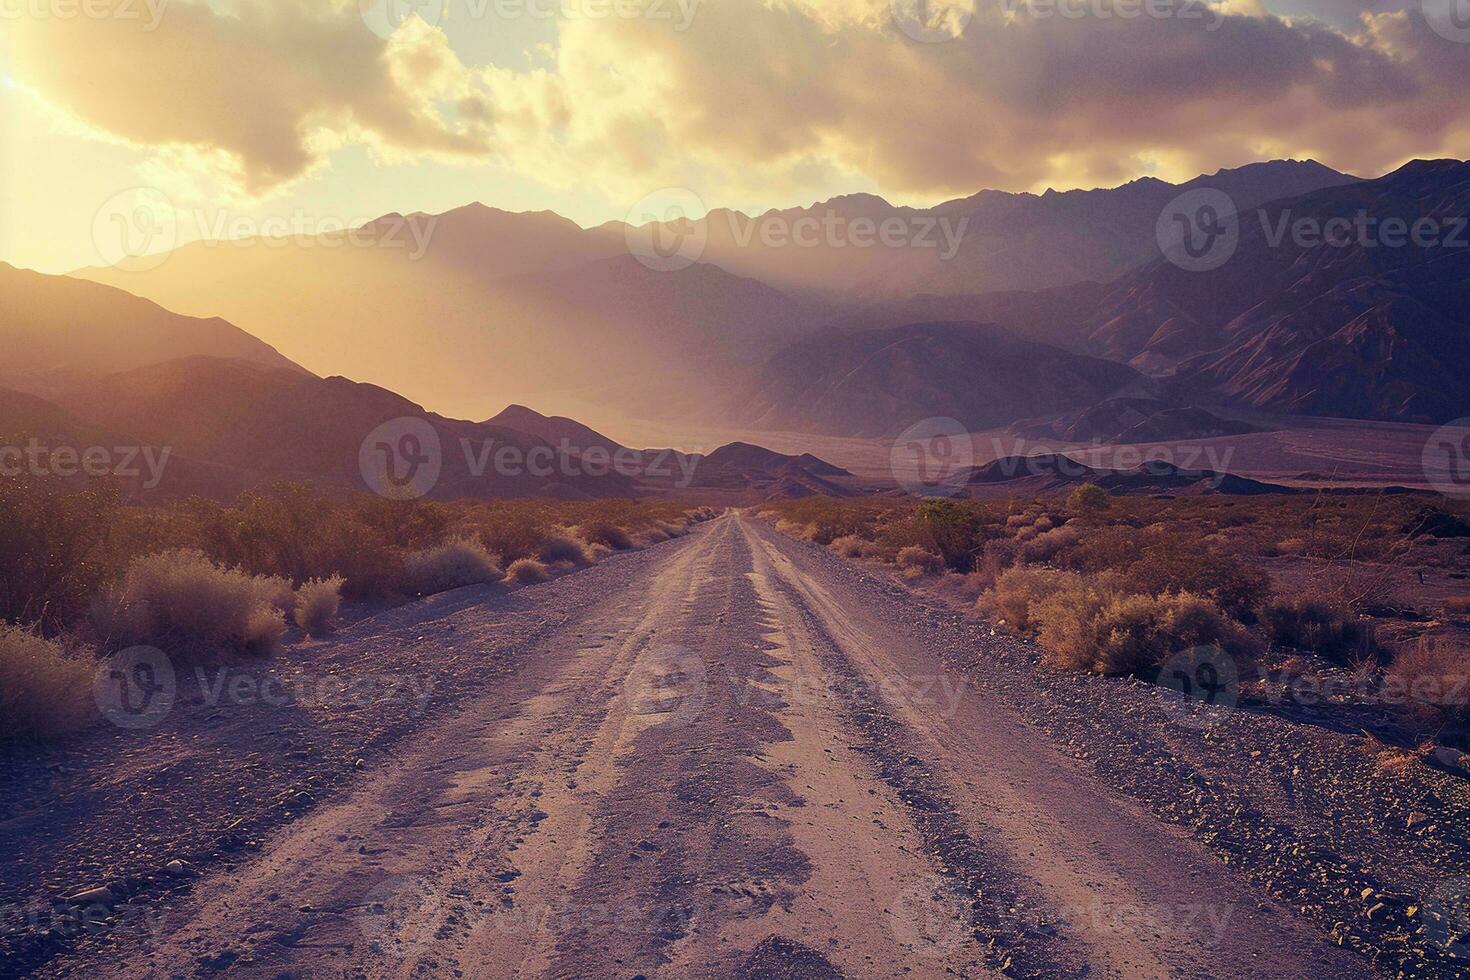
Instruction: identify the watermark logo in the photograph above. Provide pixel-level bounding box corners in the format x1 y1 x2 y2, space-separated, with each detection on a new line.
722 209 969 258
359 0 446 38
1425 876 1470 958
623 644 706 726
891 417 974 497
886 875 971 956
1157 188 1238 272
360 417 443 500
0 439 172 489
0 0 169 29
1422 418 1470 498
624 188 708 272
998 0 1222 29
1155 645 1238 726
891 0 971 42
93 646 176 730
93 187 177 271
1425 0 1470 43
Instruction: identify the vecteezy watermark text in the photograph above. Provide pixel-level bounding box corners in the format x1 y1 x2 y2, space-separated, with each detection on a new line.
94 645 437 729
999 0 1223 29
359 416 700 500
93 187 439 271
360 0 698 39
0 439 171 489
623 188 971 272
1159 187 1470 272
0 0 168 29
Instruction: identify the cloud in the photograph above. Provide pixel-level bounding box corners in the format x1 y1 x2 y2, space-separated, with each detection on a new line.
9 0 1469 207
479 0 1469 202
8 0 491 196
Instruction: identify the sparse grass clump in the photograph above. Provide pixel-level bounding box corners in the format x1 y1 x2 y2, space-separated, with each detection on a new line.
293 576 344 636
505 557 551 585
896 546 945 579
1384 637 1470 741
0 626 96 739
403 538 503 596
98 549 288 657
538 532 594 566
576 521 633 551
1262 595 1375 663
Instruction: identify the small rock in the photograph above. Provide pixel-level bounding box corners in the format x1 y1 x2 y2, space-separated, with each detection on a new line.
164 860 189 877
65 886 113 906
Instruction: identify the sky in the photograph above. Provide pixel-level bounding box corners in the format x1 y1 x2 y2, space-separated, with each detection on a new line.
1 0 1467 273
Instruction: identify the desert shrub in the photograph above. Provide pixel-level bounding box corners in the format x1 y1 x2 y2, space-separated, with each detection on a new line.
403 538 503 595
1019 525 1081 565
1444 597 1470 617
1384 637 1470 740
293 576 344 636
98 549 287 656
576 521 633 551
1055 526 1138 574
912 499 991 572
1068 483 1111 513
0 626 96 739
978 567 1081 634
829 535 869 559
1030 576 1121 670
1118 548 1270 621
1274 538 1307 557
0 477 124 633
1262 595 1376 663
506 558 551 584
538 532 594 566
975 538 1020 589
774 519 815 542
1039 590 1255 676
762 498 895 545
1405 506 1470 539
896 546 946 578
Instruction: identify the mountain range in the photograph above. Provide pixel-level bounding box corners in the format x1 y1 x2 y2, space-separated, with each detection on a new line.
16 156 1466 467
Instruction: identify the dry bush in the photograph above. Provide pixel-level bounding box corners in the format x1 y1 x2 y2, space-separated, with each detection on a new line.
1274 538 1307 557
974 539 1020 590
1444 597 1470 617
1039 590 1256 676
403 538 503 596
1068 483 1111 513
1118 548 1270 621
978 567 1081 634
576 521 634 551
774 519 815 541
293 576 344 636
0 626 96 739
829 535 870 559
1262 594 1375 663
0 476 126 634
1019 525 1081 565
506 557 551 585
896 546 945 578
538 532 594 566
637 526 670 544
1384 637 1470 739
98 549 288 657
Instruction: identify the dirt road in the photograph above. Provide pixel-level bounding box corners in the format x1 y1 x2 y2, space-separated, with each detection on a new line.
33 512 1377 978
